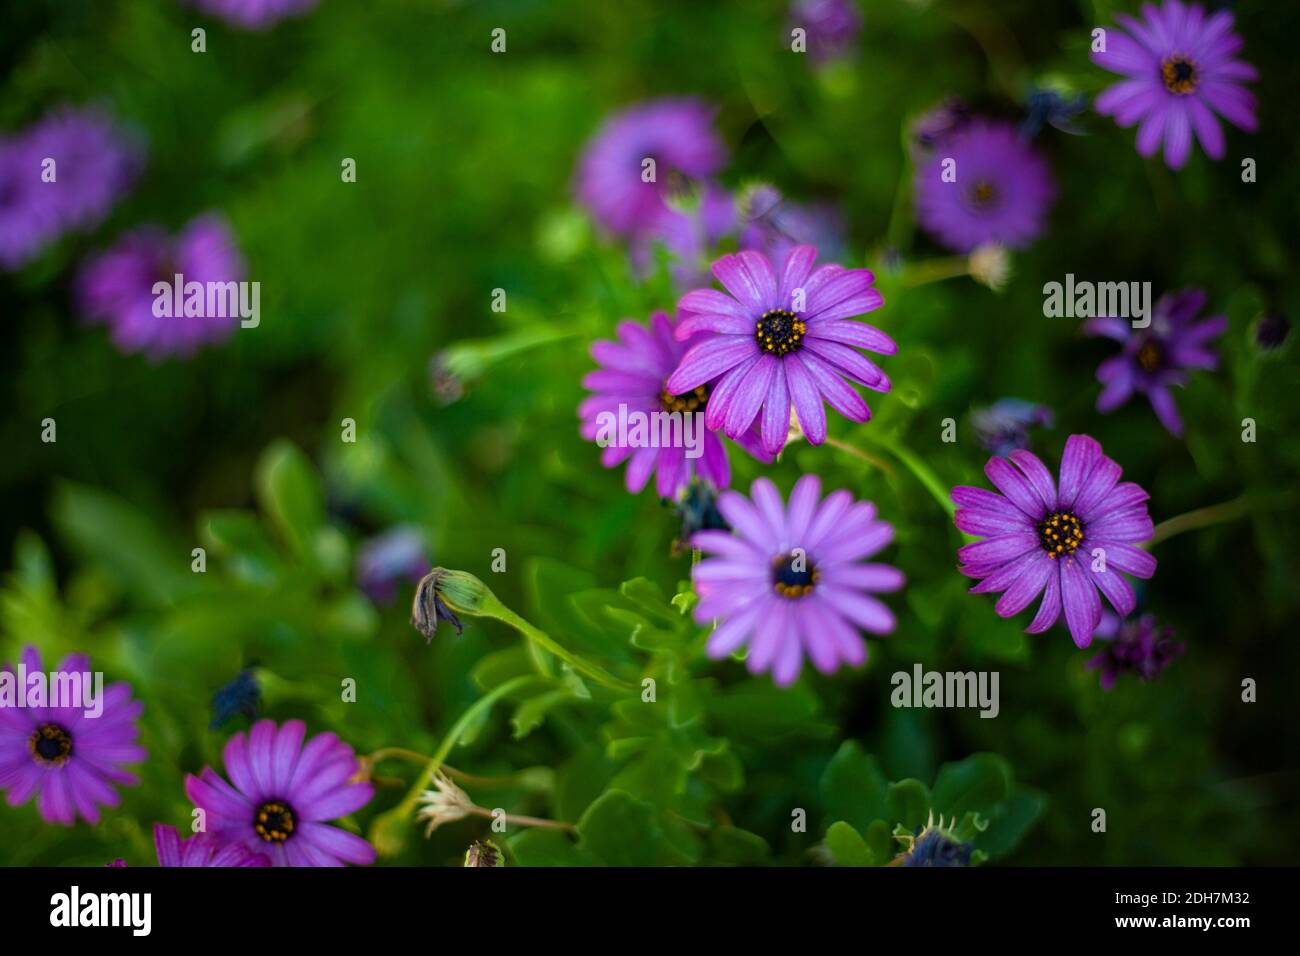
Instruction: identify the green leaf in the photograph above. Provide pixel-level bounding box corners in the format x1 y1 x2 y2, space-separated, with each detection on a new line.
819 742 889 831
254 441 325 560
507 828 594 866
978 787 1046 859
576 789 664 866
709 826 771 865
511 688 574 739
825 821 875 867
930 753 1012 818
886 779 932 830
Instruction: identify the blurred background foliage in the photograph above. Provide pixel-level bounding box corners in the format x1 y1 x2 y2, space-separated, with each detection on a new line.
1 0 1296 865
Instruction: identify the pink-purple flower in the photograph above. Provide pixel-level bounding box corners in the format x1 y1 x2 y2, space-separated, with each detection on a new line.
1086 611 1184 690
185 719 376 867
787 0 863 65
914 119 1055 253
0 105 141 271
1085 287 1225 436
154 823 270 867
0 646 146 826
953 435 1157 648
665 245 894 457
1092 0 1257 169
580 311 772 498
575 98 727 237
76 213 247 359
189 0 318 30
691 475 904 686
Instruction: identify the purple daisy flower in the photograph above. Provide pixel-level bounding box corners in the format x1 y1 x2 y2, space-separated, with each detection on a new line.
1085 611 1184 690
914 119 1055 253
185 719 376 867
630 182 737 290
1092 0 1257 169
356 526 432 605
0 136 61 270
580 311 772 498
76 213 247 359
1085 287 1226 436
0 646 146 826
953 435 1157 648
665 245 893 457
26 104 143 235
188 0 318 30
574 98 727 237
691 475 904 686
788 0 863 65
738 185 848 266
154 823 270 867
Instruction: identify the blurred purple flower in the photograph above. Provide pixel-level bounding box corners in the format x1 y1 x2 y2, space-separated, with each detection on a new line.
1092 0 1257 169
1254 311 1289 352
1 105 140 271
953 435 1157 648
26 104 142 234
915 119 1055 253
76 213 247 359
909 97 971 160
667 246 893 456
971 398 1055 456
691 475 904 686
189 0 318 30
631 182 737 290
579 310 772 498
788 0 863 65
738 185 848 265
185 719 376 867
0 646 146 826
1086 611 1184 690
1020 88 1088 138
1085 288 1225 436
356 526 431 605
574 98 727 237
155 823 270 867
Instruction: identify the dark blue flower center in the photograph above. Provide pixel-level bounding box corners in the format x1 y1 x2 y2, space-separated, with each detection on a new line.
755 309 806 356
772 551 818 598
1161 55 1198 94
254 799 297 843
1037 511 1083 558
30 724 73 765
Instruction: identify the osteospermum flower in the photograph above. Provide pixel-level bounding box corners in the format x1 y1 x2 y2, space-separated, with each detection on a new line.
914 119 1055 253
787 0 863 65
25 104 142 235
185 719 376 867
738 185 848 266
1086 611 1184 690
154 823 269 867
0 136 58 270
1092 0 1257 169
356 526 432 605
691 475 904 686
76 213 246 359
189 0 318 30
970 398 1055 457
1085 287 1225 436
666 245 894 456
579 310 772 498
0 646 146 825
953 435 1157 648
574 98 727 236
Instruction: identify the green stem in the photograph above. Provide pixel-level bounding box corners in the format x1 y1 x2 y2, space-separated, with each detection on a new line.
865 434 956 517
389 675 541 824
901 256 971 288
490 603 638 694
1149 494 1279 546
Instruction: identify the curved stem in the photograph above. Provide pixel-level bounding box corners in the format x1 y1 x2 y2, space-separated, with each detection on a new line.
490 603 638 693
826 435 895 475
864 434 956 517
1148 494 1252 547
465 806 574 831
